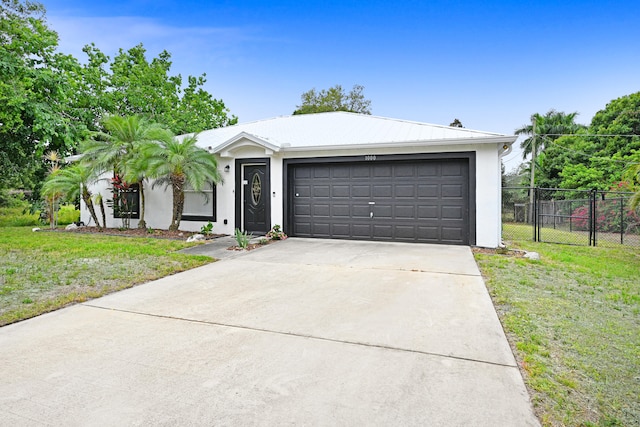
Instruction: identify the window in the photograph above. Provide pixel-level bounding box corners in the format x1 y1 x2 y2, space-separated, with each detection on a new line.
112 182 140 219
182 182 216 221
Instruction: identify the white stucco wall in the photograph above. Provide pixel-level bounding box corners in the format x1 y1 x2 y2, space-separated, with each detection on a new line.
82 141 504 247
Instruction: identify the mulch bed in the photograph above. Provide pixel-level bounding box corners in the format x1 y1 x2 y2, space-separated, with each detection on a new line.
59 226 225 241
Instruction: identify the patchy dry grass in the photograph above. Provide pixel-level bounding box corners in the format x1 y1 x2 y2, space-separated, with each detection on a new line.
475 242 639 426
0 227 213 326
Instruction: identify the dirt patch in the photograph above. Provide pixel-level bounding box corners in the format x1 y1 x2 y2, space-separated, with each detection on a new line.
472 247 526 257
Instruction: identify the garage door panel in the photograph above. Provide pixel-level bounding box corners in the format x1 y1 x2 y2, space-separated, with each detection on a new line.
295 185 311 197
442 163 464 177
373 224 393 239
294 204 311 216
442 206 464 219
395 205 416 218
418 205 438 219
290 159 469 244
395 225 417 239
313 204 330 217
373 165 392 177
351 185 370 198
372 185 392 197
374 204 393 218
394 164 415 177
312 222 330 236
331 166 350 178
294 167 311 179
312 166 330 178
294 222 311 235
417 226 440 240
417 164 438 176
332 223 350 237
351 165 370 178
332 185 350 197
332 204 350 217
352 205 370 218
418 184 438 198
352 224 371 238
395 184 416 198
312 186 329 198
442 227 463 242
442 184 463 198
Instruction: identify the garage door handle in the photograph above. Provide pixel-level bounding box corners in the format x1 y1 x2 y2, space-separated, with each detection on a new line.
370 212 374 218
368 201 375 204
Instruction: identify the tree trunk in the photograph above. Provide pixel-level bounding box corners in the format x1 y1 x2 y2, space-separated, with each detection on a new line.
82 188 101 230
137 180 146 229
98 196 106 229
169 175 185 231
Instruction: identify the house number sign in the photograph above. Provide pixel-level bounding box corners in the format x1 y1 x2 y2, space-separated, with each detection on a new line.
364 155 377 161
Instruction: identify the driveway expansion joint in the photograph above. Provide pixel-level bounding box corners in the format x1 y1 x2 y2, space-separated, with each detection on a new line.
238 259 483 277
82 303 517 369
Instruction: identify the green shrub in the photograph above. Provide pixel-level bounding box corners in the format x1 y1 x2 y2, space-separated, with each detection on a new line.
57 204 80 225
234 228 251 249
0 207 41 227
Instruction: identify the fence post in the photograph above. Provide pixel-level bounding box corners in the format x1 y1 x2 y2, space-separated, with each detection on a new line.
532 188 537 242
569 200 573 232
591 190 597 247
620 197 624 245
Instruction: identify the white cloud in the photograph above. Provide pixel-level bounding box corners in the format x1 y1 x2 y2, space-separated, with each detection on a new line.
48 15 258 66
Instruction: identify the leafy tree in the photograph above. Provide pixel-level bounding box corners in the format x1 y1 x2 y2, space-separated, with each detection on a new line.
0 1 237 196
41 162 104 229
293 84 371 115
0 0 84 190
541 92 640 192
103 44 237 134
81 115 173 228
145 135 221 231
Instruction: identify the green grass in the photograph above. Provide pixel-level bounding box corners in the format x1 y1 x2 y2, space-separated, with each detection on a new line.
503 222 640 248
0 226 213 326
475 240 639 426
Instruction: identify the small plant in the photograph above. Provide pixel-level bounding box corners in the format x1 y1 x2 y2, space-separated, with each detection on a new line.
266 224 287 240
200 221 214 235
147 227 154 234
259 238 268 245
57 204 80 225
234 228 251 249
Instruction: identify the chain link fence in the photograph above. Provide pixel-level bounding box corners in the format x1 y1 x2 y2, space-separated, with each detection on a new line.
502 187 640 247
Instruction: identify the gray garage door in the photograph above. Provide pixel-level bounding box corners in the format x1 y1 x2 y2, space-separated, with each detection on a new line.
290 159 470 244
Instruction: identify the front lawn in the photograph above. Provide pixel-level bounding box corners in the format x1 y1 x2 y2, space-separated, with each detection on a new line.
475 242 639 426
0 226 213 326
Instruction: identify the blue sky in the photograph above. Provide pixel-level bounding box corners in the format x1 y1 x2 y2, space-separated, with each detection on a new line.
43 0 640 171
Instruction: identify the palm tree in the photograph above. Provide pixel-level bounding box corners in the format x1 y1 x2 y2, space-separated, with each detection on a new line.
516 110 586 190
41 162 104 229
81 115 172 228
144 135 221 231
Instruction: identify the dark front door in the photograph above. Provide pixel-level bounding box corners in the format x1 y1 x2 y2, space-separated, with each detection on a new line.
243 164 269 233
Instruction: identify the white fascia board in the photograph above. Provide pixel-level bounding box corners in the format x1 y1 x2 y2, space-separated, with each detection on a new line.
280 135 518 152
213 131 280 154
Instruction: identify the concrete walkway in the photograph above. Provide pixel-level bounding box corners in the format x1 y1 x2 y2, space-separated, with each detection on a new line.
0 239 539 426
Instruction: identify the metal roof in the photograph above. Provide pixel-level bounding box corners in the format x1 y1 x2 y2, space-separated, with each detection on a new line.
190 112 516 153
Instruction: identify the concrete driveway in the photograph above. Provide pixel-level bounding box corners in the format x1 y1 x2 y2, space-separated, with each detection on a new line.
0 238 539 426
